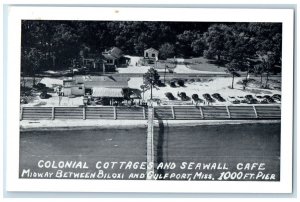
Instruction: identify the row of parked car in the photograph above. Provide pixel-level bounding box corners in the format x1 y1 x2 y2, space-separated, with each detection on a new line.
228 94 281 104
165 92 281 104
165 92 226 103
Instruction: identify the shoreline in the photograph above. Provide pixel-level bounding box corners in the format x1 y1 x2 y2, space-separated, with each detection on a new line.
20 119 281 132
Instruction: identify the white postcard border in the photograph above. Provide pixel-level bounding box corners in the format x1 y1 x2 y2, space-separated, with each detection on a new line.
5 7 294 193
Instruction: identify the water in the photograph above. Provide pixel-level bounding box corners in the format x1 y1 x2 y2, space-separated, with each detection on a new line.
19 122 280 181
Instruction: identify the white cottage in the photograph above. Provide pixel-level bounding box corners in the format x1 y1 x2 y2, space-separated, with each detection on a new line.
144 48 159 59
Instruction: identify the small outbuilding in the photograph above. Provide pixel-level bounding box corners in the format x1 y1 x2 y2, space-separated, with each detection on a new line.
62 79 85 97
144 48 159 59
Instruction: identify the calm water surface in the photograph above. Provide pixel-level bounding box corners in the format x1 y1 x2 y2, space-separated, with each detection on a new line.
20 122 280 180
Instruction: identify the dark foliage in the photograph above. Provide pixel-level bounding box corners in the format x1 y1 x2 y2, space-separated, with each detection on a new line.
21 20 282 79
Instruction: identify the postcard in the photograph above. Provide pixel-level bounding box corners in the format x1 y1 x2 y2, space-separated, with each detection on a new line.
5 6 294 193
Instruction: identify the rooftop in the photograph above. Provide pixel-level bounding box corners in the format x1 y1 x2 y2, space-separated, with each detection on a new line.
92 87 124 98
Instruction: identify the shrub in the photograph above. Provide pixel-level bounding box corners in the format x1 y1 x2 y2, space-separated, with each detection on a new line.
35 83 46 91
177 79 185 87
39 92 52 99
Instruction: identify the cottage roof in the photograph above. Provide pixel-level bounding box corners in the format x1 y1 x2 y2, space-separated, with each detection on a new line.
144 48 159 53
73 75 128 88
92 87 123 98
85 81 128 88
102 47 123 59
102 54 117 60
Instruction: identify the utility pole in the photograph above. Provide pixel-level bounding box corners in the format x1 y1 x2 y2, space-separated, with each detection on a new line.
150 80 153 100
164 64 167 84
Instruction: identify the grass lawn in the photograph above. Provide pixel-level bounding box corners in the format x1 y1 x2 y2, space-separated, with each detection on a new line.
184 57 227 73
153 61 177 70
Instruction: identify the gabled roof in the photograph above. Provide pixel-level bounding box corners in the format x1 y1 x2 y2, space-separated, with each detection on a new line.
102 54 117 60
144 48 159 53
102 47 123 59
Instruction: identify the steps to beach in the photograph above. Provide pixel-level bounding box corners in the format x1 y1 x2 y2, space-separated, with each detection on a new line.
146 106 154 180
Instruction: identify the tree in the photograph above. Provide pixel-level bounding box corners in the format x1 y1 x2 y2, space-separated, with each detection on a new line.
203 24 233 63
159 43 175 60
24 48 44 86
143 68 160 100
262 52 276 88
254 63 265 85
191 37 206 56
225 59 241 89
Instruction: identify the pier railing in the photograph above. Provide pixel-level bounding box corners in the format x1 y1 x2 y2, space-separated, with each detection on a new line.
20 105 281 121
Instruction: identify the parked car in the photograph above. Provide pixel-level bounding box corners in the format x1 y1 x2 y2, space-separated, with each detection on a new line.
177 79 185 87
192 94 204 103
272 94 281 101
228 96 240 104
192 94 199 101
260 99 269 104
245 94 258 104
178 92 190 101
202 93 215 103
245 95 254 100
165 92 175 100
240 99 248 103
212 93 225 102
247 98 258 104
264 96 275 103
170 81 176 88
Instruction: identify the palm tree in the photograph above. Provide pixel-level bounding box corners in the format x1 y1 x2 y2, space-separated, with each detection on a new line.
143 68 160 100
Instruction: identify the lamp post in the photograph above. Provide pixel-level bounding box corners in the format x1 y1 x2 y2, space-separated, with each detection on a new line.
83 96 88 106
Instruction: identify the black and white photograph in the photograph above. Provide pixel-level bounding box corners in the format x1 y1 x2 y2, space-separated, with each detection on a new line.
4 6 294 193
19 19 283 180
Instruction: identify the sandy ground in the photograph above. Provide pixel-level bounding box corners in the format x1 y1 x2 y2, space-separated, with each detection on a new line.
117 56 151 73
117 65 151 74
117 63 224 74
125 55 141 66
23 93 84 107
22 76 281 107
173 64 225 74
39 78 63 88
128 77 281 105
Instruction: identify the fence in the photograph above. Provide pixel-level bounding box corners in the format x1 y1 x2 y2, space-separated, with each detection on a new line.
20 105 281 121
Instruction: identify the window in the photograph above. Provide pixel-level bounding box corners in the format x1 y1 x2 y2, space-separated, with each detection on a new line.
152 53 155 57
146 53 148 57
107 59 114 64
78 87 82 90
